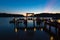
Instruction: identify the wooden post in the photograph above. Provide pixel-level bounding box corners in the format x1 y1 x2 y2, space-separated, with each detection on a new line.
26 13 34 28
26 13 28 28
44 20 46 30
57 25 60 40
32 14 35 27
49 25 51 32
49 19 51 32
33 19 35 27
13 17 16 27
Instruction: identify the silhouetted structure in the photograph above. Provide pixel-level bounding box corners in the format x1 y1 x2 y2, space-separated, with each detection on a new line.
9 13 60 40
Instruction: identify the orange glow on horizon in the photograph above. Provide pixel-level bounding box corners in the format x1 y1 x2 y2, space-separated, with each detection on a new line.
22 13 26 16
20 12 60 16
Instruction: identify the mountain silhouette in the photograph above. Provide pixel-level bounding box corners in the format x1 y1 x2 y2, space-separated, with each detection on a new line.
34 13 60 17
0 13 24 17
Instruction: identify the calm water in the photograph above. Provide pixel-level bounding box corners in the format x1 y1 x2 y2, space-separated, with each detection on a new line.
0 17 58 40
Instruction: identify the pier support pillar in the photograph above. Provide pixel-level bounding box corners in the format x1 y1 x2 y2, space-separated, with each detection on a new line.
49 25 51 32
44 21 47 30
26 13 34 28
58 28 60 40
33 19 35 27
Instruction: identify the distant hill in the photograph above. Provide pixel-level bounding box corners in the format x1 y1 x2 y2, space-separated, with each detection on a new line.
34 13 60 17
0 13 24 17
0 13 60 18
33 13 60 19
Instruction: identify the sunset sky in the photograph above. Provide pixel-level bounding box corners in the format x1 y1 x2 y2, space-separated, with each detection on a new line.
0 0 60 14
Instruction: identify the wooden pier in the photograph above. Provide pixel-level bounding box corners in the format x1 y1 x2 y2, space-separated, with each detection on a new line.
9 13 60 40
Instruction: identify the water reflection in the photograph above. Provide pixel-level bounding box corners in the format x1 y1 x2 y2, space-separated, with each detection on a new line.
40 28 43 31
15 27 55 40
0 17 60 40
34 28 36 32
13 19 60 40
50 36 54 40
57 19 60 23
15 28 18 32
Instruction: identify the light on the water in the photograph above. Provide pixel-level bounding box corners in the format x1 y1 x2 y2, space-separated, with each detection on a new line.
34 28 36 32
50 36 54 40
51 19 54 22
57 19 60 23
41 28 43 31
24 28 27 31
15 28 18 32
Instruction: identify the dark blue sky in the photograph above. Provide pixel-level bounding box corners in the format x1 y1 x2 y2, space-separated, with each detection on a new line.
0 0 60 14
